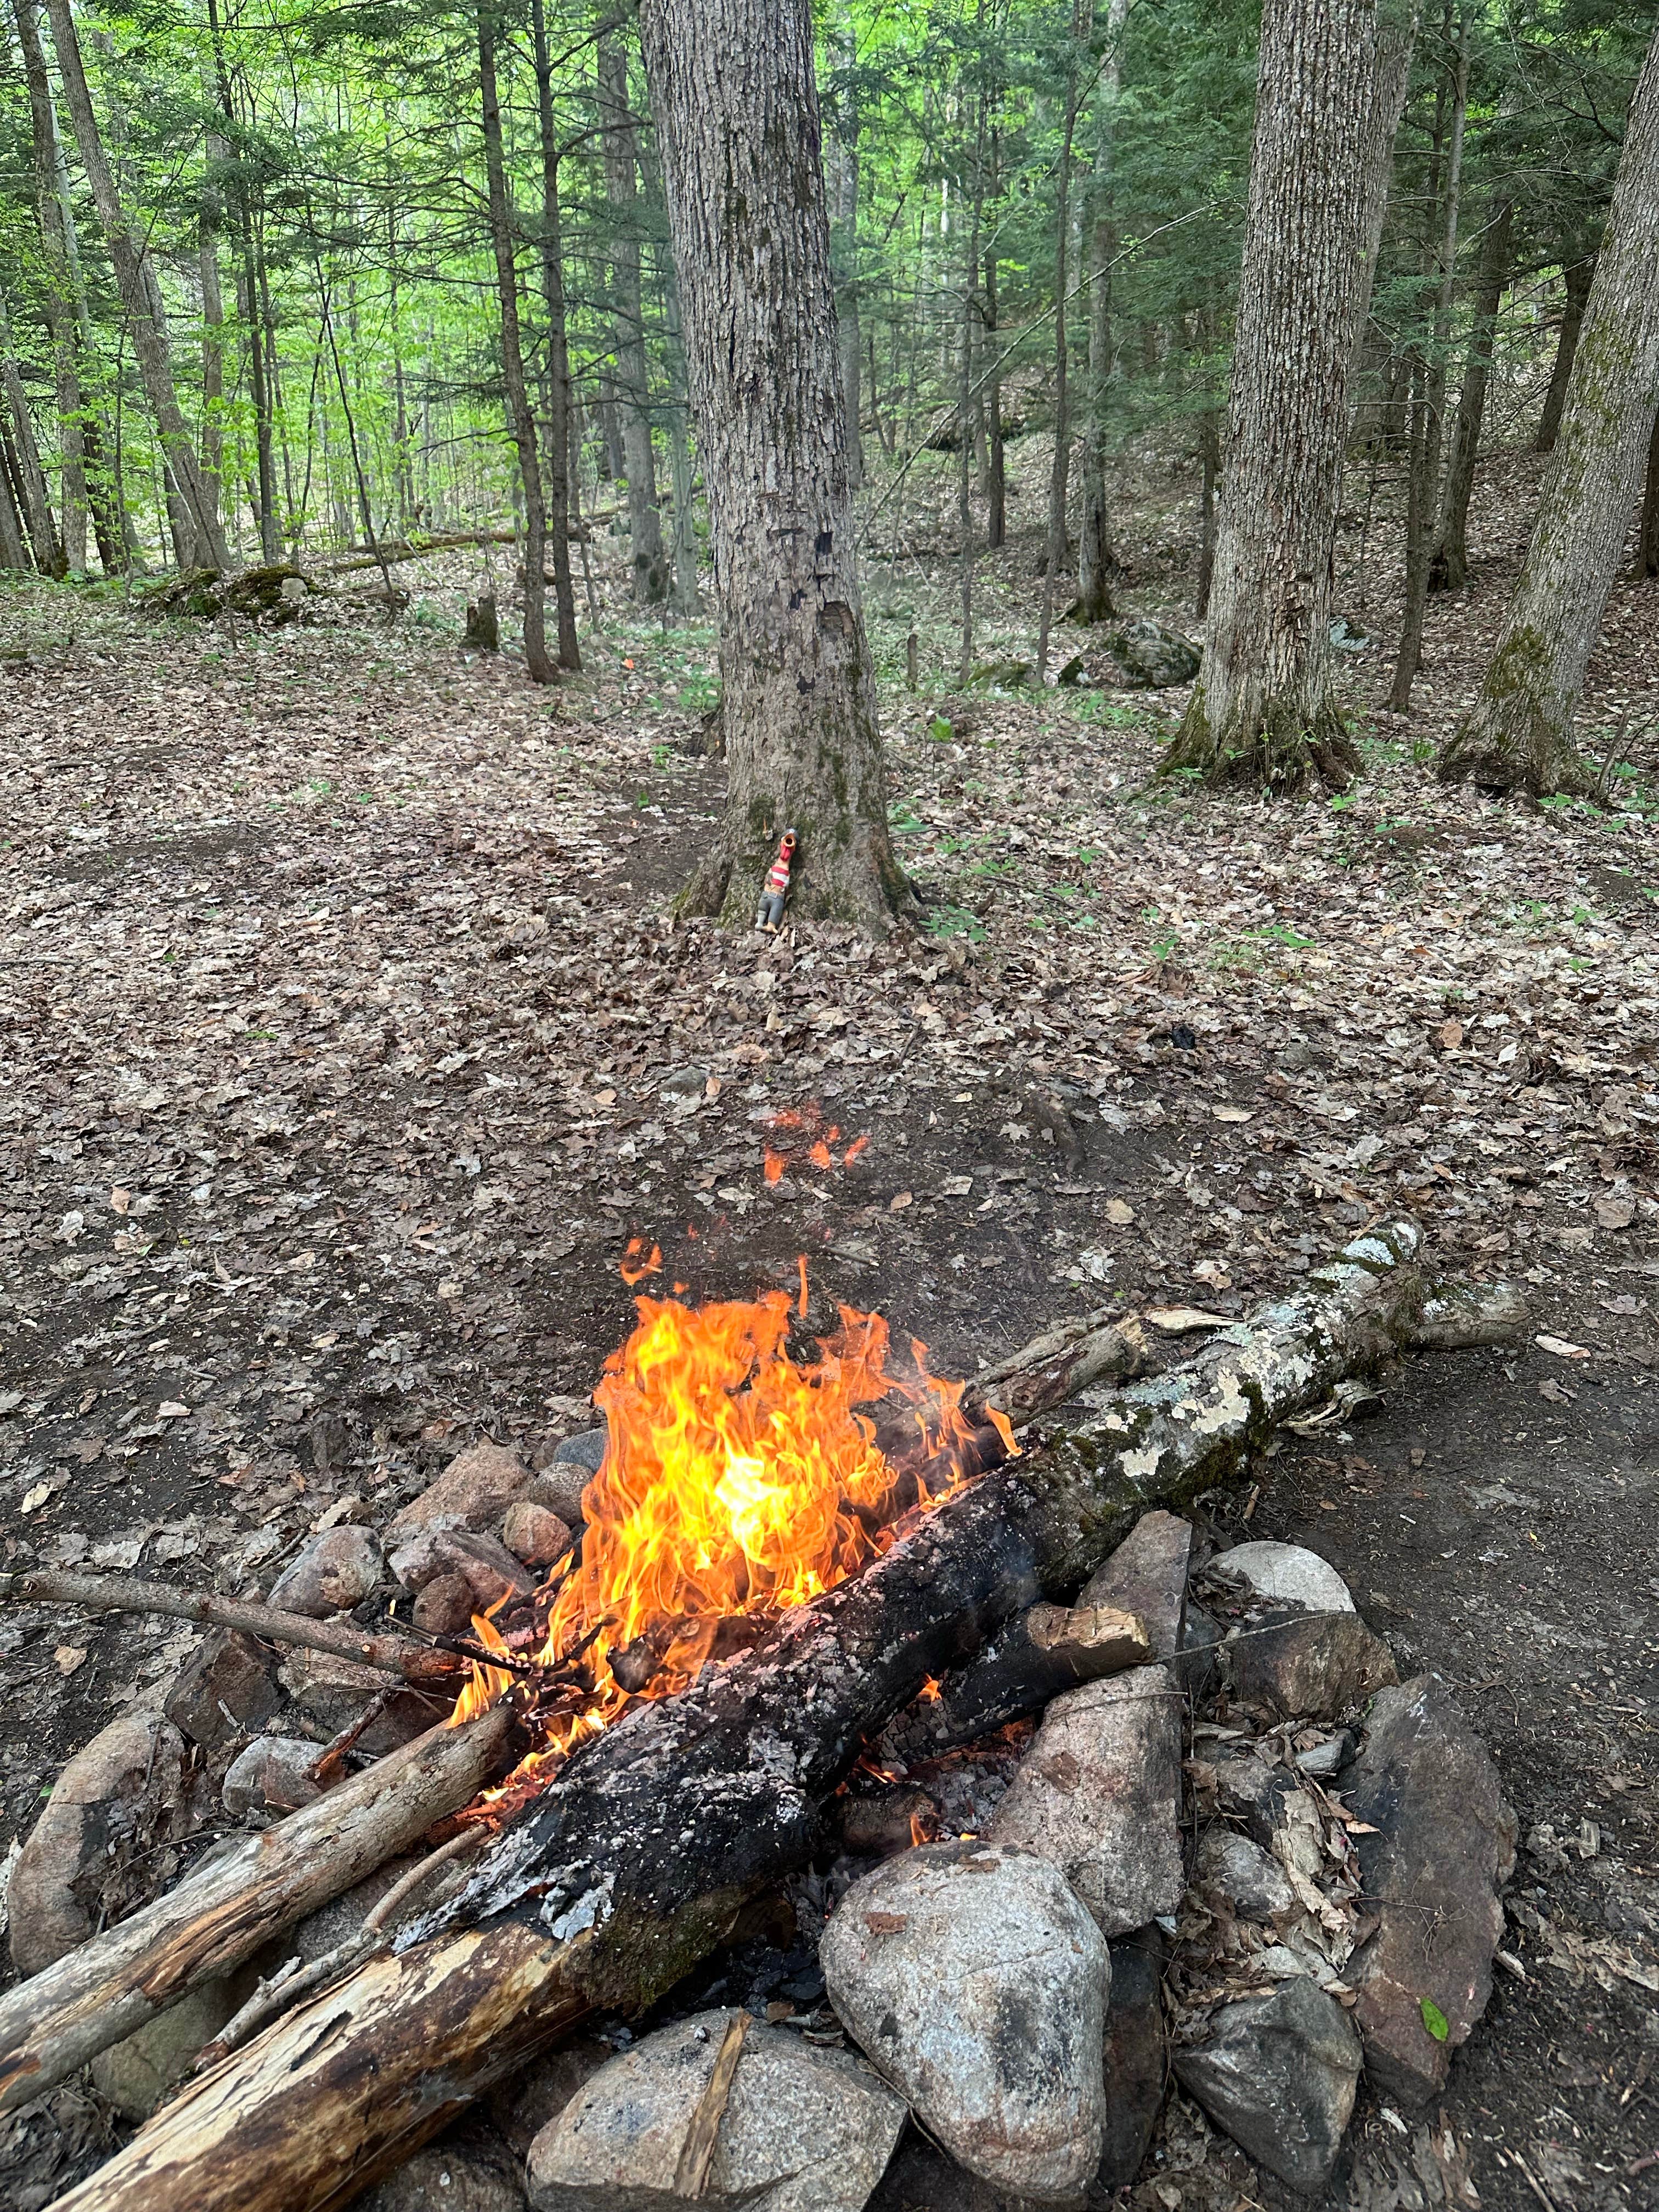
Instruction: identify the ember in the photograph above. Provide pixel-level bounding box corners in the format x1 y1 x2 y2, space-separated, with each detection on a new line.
453 1271 1014 1794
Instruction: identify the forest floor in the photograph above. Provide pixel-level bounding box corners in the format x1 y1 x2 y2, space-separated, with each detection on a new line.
1 438 1656 2210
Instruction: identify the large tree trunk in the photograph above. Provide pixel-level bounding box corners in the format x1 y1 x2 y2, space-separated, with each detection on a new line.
1163 0 1385 790
14 0 88 572
1635 408 1659 579
830 20 862 493
1075 0 1130 625
1536 252 1595 454
50 1224 1519 2212
199 141 227 552
477 0 553 684
1430 193 1514 593
44 0 228 571
641 0 912 929
1387 14 1469 712
1036 0 1088 684
0 283 65 575
1441 26 1659 795
599 37 668 606
529 0 582 668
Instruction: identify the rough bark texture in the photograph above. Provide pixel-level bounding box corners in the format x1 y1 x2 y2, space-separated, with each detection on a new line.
529 0 581 666
14 0 85 571
478 0 553 684
0 1707 515 2114
1075 0 1130 625
1441 26 1659 795
52 1223 1522 2212
1635 407 1659 579
640 0 912 928
0 284 64 575
1163 0 1384 789
1431 194 1514 593
1536 253 1595 455
830 24 862 493
44 0 228 572
599 38 668 605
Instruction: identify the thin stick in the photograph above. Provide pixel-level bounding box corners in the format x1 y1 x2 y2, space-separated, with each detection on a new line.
673 2011 751 2196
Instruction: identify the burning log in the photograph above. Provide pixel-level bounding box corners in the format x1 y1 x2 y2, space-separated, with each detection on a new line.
0 1705 516 2117
46 1221 1525 2212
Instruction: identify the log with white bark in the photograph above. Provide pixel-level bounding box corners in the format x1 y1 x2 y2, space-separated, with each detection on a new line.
52 1221 1521 2212
0 1704 516 2115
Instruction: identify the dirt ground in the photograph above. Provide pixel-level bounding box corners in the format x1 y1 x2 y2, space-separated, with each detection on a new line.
1 444 1655 2208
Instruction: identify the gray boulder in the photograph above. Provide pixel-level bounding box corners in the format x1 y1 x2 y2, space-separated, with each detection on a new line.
268 1525 383 1618
1171 1977 1362 2194
525 2009 905 2212
388 1525 534 1610
164 1628 283 1752
1192 1829 1295 1920
1227 1609 1397 1721
91 1974 252 2119
1212 1542 1355 1615
1079 1510 1191 1658
357 2132 526 2212
1098 1928 1167 2192
1345 1675 1517 2107
986 1665 1184 1936
413 1572 479 1636
1107 618 1200 689
222 1735 324 1818
389 1441 533 1538
503 1501 574 1570
821 1842 1107 2202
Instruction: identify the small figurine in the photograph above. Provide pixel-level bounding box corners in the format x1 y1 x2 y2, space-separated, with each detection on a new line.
755 827 798 932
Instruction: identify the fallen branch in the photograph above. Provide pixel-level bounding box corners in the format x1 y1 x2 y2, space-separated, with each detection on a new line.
54 1223 1523 2212
0 1568 539 1688
975 1308 1150 1427
0 1704 516 2115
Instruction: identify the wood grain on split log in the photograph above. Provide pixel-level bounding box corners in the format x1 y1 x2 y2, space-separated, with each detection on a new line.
975 1310 1150 1427
2 1568 506 1688
55 1223 1524 2212
0 1705 515 2115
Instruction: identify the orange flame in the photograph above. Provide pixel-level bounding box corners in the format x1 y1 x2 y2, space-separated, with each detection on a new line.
619 1238 662 1286
454 1269 1014 1796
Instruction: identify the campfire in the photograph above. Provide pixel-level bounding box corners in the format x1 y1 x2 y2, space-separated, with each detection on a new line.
455 1271 1016 1808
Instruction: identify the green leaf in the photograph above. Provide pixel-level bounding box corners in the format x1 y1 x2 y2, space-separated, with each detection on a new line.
1419 1996 1449 2042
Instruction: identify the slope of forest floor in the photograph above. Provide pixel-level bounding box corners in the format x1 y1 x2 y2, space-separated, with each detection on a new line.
1 447 1656 2209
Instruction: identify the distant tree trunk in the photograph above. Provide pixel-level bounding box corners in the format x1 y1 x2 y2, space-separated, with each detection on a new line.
200 138 227 552
957 46 986 684
1635 409 1659 580
639 0 913 928
984 239 1005 549
596 375 623 481
0 428 30 568
1388 12 1469 712
1037 0 1090 680
663 284 701 614
0 284 65 575
1430 194 1513 592
831 21 862 492
1346 0 1420 389
1441 27 1659 795
14 0 88 571
208 0 279 566
1536 253 1595 454
1196 396 1220 617
1164 0 1383 789
44 0 228 571
1076 0 1130 624
599 36 668 605
530 0 582 665
477 0 553 683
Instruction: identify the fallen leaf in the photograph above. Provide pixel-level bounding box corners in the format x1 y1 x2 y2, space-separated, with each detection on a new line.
53 1646 87 1677
888 1190 913 1211
1534 1334 1590 1360
1146 1306 1233 1333
1104 1198 1135 1226
1537 1377 1575 1404
156 1401 191 1419
1419 1996 1450 2042
1437 1020 1464 1050
1211 1104 1254 1123
20 1483 52 1514
109 1187 131 1214
1595 1194 1635 1230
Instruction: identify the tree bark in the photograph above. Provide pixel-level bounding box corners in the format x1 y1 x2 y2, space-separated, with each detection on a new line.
529 0 582 667
199 139 228 553
1536 252 1594 454
1163 0 1385 789
0 433 29 569
599 36 668 606
0 283 65 575
49 1223 1520 2212
1430 194 1513 593
984 238 1005 549
1387 13 1469 712
1076 0 1130 625
1347 0 1420 399
14 0 88 571
1441 25 1659 795
43 0 228 571
477 0 554 684
0 1707 515 2116
640 0 913 929
830 19 862 492
1635 407 1659 580
1036 0 1088 682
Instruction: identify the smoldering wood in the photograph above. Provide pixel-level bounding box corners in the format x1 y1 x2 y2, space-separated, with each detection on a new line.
52 1221 1526 2212
2 1567 522 1689
974 1309 1149 1426
0 1705 516 2115
889 1599 1153 1757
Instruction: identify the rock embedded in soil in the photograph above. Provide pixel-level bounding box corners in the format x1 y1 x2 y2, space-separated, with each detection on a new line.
9 1713 187 1976
1344 1674 1518 2107
501 1501 574 1570
1176 1602 1223 1699
1227 1608 1398 1721
356 2131 526 2212
91 1974 251 2120
1211 1541 1355 1615
222 1735 325 1817
1098 1927 1167 2192
163 1628 284 1752
388 1525 535 1610
488 2037 616 2161
1171 1976 1362 2194
986 1664 1184 1936
1106 617 1201 688
821 1841 1107 2202
412 1572 479 1637
525 2008 906 2212
1192 1829 1296 1920
267 1525 384 1618
388 1441 533 1538
1079 1509 1192 1657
